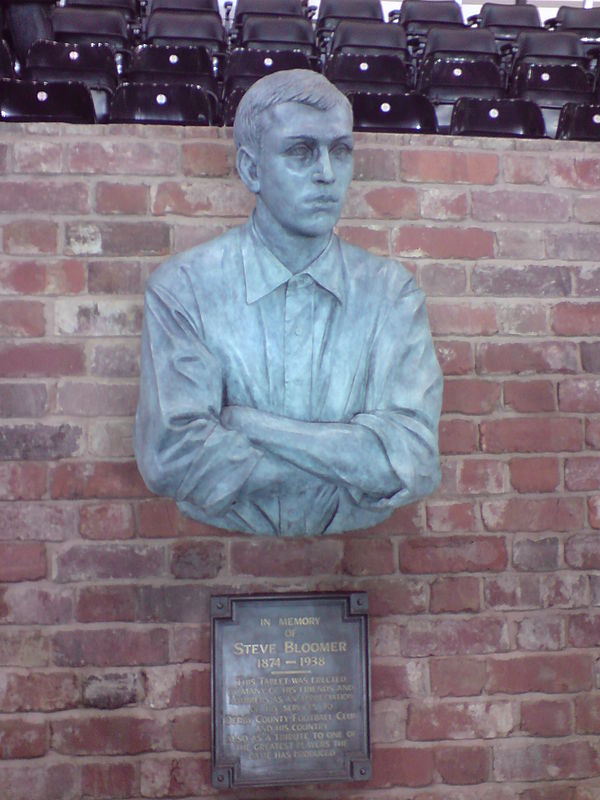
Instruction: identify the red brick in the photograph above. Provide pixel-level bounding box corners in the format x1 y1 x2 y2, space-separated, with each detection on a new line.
0 671 78 712
435 340 473 376
342 538 395 576
581 341 600 372
67 140 180 174
430 576 481 613
394 226 495 259
565 457 600 490
586 418 600 449
173 221 229 252
353 145 401 180
501 302 550 335
138 584 212 624
171 709 210 752
430 657 486 697
0 342 85 377
171 624 211 664
182 141 234 177
407 699 514 741
0 423 82 461
230 539 342 577
477 342 578 375
503 380 556 413
53 627 169 667
486 653 593 694
552 301 600 334
420 188 468 220
521 699 572 737
568 614 600 648
0 719 47 758
52 714 169 756
0 630 50 668
483 499 583 533
0 383 48 417
55 297 144 336
574 194 600 223
81 762 138 799
95 181 149 214
419 262 467 295
372 662 427 701
88 420 135 459
0 503 77 542
426 501 478 532
509 457 561 493
590 496 600 530
336 224 390 255
0 300 46 337
0 542 46 581
575 265 600 297
50 461 151 500
559 378 600 412
0 180 89 213
495 227 545 259
88 260 143 294
79 502 135 540
170 540 225 579
76 585 138 623
137 498 178 538
401 149 498 184
362 576 428 616
400 536 506 574
144 667 210 708
364 185 419 218
428 301 498 336
549 156 600 188
0 763 78 800
516 614 564 651
457 458 505 495
0 585 72 625
439 419 479 454
54 543 164 582
473 189 570 223
371 746 434 788
140 756 211 798
434 744 490 784
541 573 589 609
547 230 600 261
480 418 583 453
3 219 58 254
494 740 600 782
484 574 541 610
90 342 140 378
82 672 143 710
0 259 46 293
57 381 138 416
442 379 500 414
400 617 509 657
0 463 46 500
12 140 63 173
565 535 600 569
65 221 170 257
575 694 600 734
152 180 253 217
502 152 547 184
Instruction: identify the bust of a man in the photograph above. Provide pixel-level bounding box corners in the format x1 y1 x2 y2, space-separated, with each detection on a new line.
134 69 442 536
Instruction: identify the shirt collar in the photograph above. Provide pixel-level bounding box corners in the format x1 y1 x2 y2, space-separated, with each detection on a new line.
241 215 346 306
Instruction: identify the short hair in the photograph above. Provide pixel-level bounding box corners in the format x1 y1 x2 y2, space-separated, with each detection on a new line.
233 68 352 153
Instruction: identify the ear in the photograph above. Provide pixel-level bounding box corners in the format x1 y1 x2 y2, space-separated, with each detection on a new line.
237 146 260 194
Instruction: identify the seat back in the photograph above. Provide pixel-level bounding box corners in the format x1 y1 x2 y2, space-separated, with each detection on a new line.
422 26 499 61
51 7 130 49
0 39 14 78
450 95 545 137
0 77 96 122
331 20 408 56
351 90 437 132
325 52 410 94
478 2 541 41
554 6 600 38
109 81 212 124
127 43 213 80
62 0 139 21
317 0 383 33
241 16 316 52
513 30 588 64
149 0 220 14
557 102 600 140
233 0 305 28
145 10 227 51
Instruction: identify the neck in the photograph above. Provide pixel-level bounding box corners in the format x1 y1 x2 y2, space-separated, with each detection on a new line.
253 202 331 274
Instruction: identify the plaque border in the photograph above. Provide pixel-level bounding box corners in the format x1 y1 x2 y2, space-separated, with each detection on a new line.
210 591 371 789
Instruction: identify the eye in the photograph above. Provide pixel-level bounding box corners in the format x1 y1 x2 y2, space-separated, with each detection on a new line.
286 143 314 160
331 143 353 159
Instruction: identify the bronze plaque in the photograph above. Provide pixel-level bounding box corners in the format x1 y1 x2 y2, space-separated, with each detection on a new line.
211 592 370 789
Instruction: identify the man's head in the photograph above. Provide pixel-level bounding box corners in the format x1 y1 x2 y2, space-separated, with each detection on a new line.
234 70 355 241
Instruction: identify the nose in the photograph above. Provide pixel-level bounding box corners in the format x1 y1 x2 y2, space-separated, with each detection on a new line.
313 147 334 184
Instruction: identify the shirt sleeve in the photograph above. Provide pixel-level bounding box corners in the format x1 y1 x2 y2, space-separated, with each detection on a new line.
133 274 263 517
348 281 443 511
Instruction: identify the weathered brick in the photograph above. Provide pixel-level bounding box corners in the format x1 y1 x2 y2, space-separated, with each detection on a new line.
486 653 593 694
400 536 507 574
430 657 487 698
442 378 500 414
0 180 89 213
170 540 225 579
50 461 150 500
51 714 169 755
0 383 48 418
171 708 211 751
344 184 419 219
0 342 85 377
575 265 600 297
371 746 434 788
565 457 600 490
0 671 78 712
420 188 468 220
589 496 600 530
3 219 58 254
441 457 505 495
12 140 63 173
428 301 498 336
144 666 210 709
137 584 213 624
559 377 600 412
137 498 178 538
394 226 495 259
171 624 211 664
0 629 50 667
514 535 562 572
353 144 401 180
575 694 600 734
372 698 405 744
430 576 481 613
140 756 211 798
81 762 138 800
407 699 514 741
0 718 47 759
0 763 78 800
342 538 395 576
552 302 600 334
485 574 541 610
0 300 46 337
67 140 180 175
65 221 170 257
400 617 509 657
53 627 169 667
182 141 234 177
568 614 600 648
439 419 479 454
541 573 589 609
230 539 342 577
435 340 473 375
500 301 550 335
0 259 46 293
473 190 570 223
87 260 143 294
477 342 578 374
419 262 467 295
336 223 390 255
0 424 82 461
0 542 46 581
88 419 135 458
516 614 564 651
90 342 140 377
426 501 478 532
57 381 138 416
548 156 600 189
566 535 600 569
54 298 144 335
95 181 149 214
79 502 135 540
503 380 556 413
501 152 547 184
494 740 600 782
76 585 138 623
372 662 427 701
495 227 545 259
509 457 560 493
0 585 72 625
482 499 583 533
0 463 46 500
473 263 571 297
434 744 490 784
152 180 253 217
54 543 164 582
581 341 600 372
521 699 572 737
82 672 144 709
401 149 498 184
480 418 583 453
361 576 428 616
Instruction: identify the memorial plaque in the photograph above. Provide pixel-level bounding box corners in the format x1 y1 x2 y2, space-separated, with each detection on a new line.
211 592 370 789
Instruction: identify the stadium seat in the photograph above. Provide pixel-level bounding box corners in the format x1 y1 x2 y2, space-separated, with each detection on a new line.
221 47 313 125
450 96 545 137
351 90 437 132
147 0 220 14
0 77 96 123
470 2 541 44
325 53 411 97
330 19 409 57
24 40 118 122
51 7 132 50
144 10 227 70
0 38 14 78
546 6 600 42
391 0 464 58
316 0 384 53
556 102 600 141
240 16 316 57
60 0 139 22
109 81 212 124
232 0 306 38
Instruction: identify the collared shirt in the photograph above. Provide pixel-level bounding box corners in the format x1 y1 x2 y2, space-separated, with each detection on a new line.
134 218 442 536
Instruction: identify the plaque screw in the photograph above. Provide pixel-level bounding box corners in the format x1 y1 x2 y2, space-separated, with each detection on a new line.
217 774 224 782
360 768 367 776
216 601 224 609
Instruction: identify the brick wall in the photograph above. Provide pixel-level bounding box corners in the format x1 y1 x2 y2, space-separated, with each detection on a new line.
0 123 599 800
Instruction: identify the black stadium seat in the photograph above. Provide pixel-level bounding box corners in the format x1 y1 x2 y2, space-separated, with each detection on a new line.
0 77 96 123
109 81 212 124
471 2 541 44
240 16 317 57
352 90 437 133
556 102 600 141
51 7 132 50
450 96 545 137
0 38 14 78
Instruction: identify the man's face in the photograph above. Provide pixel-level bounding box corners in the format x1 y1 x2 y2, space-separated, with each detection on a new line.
252 100 354 239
